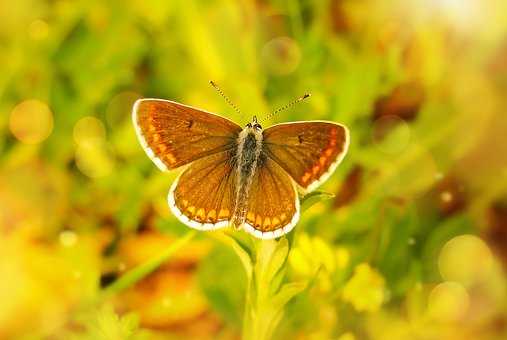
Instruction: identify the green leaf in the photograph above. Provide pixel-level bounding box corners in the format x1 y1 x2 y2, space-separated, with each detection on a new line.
72 305 141 340
271 282 308 310
211 232 253 280
264 238 289 283
197 245 247 327
301 191 335 212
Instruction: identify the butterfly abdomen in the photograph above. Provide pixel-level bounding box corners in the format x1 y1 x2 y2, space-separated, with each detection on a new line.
231 128 263 229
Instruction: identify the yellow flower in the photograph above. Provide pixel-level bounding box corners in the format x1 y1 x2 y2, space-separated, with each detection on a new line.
289 234 351 292
338 332 356 340
289 234 338 276
342 263 385 312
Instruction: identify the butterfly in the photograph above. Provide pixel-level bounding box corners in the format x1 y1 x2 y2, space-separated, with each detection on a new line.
132 87 349 239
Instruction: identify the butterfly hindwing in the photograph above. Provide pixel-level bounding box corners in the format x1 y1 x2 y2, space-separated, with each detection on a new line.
168 150 237 230
242 156 299 239
262 121 350 193
133 98 242 171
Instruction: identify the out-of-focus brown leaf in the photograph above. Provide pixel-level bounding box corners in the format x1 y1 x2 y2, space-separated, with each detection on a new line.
115 231 222 335
118 266 222 334
488 38 507 78
373 82 425 123
485 200 507 269
333 165 363 209
434 175 467 217
329 0 351 34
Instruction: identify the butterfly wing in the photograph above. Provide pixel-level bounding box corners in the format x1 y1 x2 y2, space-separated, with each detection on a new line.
242 156 299 239
168 150 237 230
262 121 350 194
133 98 242 171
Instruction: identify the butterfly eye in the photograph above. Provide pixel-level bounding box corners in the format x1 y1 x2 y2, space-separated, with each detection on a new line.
254 123 262 130
246 123 252 128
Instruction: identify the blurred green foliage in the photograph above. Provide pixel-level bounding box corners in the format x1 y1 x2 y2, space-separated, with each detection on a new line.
1 0 507 339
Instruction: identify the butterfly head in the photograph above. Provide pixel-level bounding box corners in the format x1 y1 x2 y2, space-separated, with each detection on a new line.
246 116 262 131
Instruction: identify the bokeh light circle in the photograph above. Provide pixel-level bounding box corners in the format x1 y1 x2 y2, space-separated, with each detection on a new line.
9 99 53 144
307 91 329 120
261 37 301 75
428 281 469 322
383 144 437 199
372 115 411 155
438 234 493 286
106 91 141 127
73 116 106 147
28 19 49 40
75 142 114 178
73 116 114 178
59 230 77 248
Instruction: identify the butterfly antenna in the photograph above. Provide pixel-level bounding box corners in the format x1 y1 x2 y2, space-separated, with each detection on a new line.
260 93 311 123
209 81 243 119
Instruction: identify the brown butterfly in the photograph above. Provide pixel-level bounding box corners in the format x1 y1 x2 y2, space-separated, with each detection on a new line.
132 84 349 239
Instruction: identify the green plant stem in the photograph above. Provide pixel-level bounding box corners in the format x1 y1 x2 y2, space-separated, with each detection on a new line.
242 239 297 340
243 240 275 340
101 230 197 298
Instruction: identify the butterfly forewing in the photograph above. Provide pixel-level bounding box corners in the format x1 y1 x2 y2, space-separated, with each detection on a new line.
263 121 349 193
168 151 237 230
133 99 242 171
242 157 299 239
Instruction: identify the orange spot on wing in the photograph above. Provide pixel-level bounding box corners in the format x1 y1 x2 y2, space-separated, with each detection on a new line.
152 133 160 142
166 153 176 164
280 213 287 222
328 128 338 147
319 156 327 166
181 199 188 208
272 217 280 227
207 209 217 221
218 209 229 219
187 206 196 214
196 208 205 220
263 217 271 229
312 165 320 175
247 211 255 222
148 124 156 132
255 215 262 227
302 172 312 184
325 148 333 157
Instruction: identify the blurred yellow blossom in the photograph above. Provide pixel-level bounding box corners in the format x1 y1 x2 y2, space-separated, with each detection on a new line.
343 263 385 312
289 234 349 291
289 234 336 275
336 247 350 269
338 332 356 340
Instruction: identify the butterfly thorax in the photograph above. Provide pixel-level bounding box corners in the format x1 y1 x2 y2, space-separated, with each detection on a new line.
231 123 263 229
